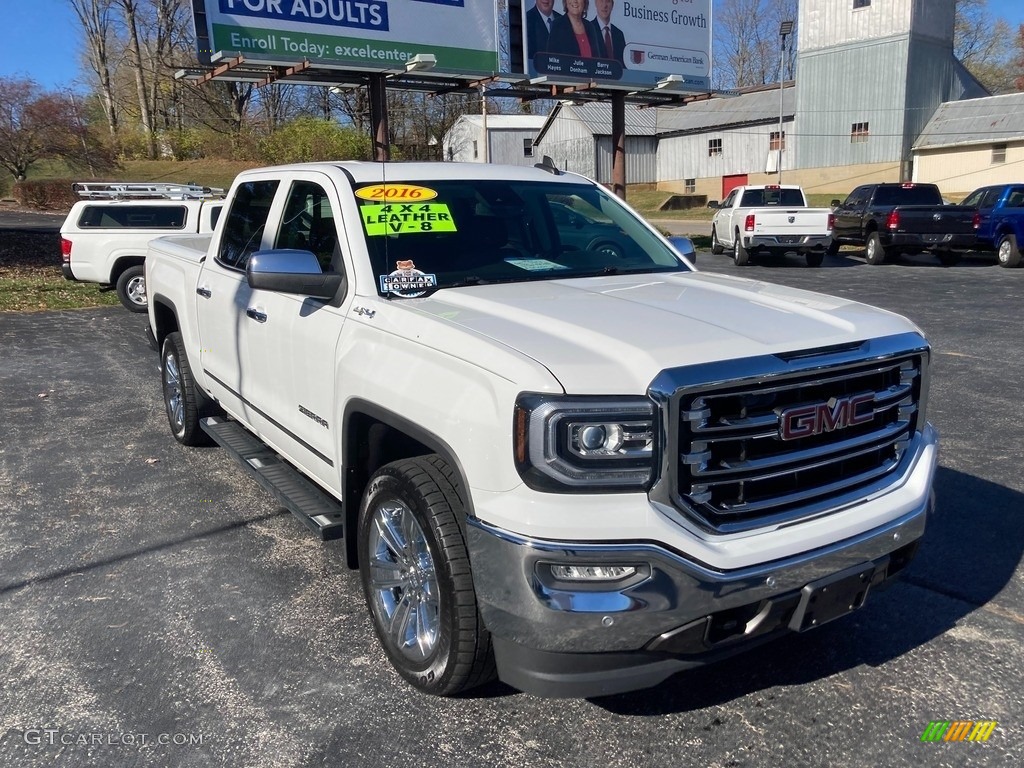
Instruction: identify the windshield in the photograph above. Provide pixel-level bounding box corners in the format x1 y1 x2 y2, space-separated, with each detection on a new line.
355 180 689 298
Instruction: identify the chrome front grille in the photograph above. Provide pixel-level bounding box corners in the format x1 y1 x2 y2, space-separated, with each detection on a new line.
649 335 929 534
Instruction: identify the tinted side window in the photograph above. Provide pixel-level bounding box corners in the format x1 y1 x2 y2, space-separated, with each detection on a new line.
1004 187 1024 208
844 187 869 207
275 181 340 272
873 186 942 206
77 205 187 229
218 180 279 270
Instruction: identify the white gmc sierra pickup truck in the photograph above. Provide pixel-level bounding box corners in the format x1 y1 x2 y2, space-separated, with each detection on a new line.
146 161 937 698
710 184 833 267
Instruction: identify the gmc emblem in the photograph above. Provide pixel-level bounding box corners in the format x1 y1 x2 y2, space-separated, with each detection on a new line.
779 393 875 440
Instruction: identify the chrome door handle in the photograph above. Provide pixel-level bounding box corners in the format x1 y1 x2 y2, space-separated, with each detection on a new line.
196 287 212 298
246 308 267 323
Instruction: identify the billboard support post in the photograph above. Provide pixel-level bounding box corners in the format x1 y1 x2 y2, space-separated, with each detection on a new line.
611 91 626 200
369 74 390 162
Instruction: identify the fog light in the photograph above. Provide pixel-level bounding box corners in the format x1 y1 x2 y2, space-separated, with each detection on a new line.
549 564 637 581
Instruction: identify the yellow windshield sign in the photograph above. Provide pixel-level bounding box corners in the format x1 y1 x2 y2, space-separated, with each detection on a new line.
362 203 458 236
355 184 438 202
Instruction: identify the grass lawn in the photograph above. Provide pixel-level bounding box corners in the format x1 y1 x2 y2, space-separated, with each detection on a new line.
0 269 121 312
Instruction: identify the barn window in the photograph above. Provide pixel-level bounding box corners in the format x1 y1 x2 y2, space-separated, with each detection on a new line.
708 138 723 156
523 138 534 157
769 131 786 151
684 178 696 193
851 122 870 143
853 0 870 8
992 143 1007 164
473 140 479 159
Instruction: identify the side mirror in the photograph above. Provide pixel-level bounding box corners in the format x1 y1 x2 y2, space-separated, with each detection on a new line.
830 199 841 208
247 249 343 300
707 200 720 209
667 236 696 263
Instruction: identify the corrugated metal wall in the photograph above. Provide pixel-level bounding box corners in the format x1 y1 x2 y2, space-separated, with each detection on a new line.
595 137 658 184
487 129 541 166
534 112 597 178
799 0 915 52
657 121 793 183
795 41 909 171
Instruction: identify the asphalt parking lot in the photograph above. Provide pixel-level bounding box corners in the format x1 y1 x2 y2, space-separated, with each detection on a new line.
1 249 1022 767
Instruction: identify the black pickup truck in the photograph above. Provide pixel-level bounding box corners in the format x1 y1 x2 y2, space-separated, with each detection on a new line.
830 182 976 265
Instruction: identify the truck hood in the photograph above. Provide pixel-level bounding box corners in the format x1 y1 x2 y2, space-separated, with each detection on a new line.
404 272 918 394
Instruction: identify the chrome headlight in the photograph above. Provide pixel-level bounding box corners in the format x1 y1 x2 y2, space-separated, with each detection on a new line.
514 394 657 492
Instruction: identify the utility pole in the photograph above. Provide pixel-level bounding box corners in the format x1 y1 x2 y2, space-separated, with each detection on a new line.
778 20 794 184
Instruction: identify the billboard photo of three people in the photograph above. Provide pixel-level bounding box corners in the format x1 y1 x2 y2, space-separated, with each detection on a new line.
521 0 711 91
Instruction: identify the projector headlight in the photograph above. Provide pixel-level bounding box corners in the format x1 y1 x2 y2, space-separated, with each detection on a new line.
514 394 657 492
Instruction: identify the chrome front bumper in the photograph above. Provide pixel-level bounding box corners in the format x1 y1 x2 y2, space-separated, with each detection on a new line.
466 491 933 697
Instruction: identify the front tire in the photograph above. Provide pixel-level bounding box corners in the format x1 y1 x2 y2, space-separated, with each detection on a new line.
864 232 886 265
161 332 212 446
711 226 725 254
359 456 495 696
116 265 148 312
733 233 750 265
997 234 1021 267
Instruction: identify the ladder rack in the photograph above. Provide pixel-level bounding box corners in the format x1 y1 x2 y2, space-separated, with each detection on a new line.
73 181 226 200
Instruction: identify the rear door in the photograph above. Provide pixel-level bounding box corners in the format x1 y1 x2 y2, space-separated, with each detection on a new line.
195 177 280 420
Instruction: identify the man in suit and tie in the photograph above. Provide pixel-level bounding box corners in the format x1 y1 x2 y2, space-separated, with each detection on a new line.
527 0 562 58
591 0 626 66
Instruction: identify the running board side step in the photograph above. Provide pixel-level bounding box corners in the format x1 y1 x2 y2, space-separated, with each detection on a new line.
201 416 345 541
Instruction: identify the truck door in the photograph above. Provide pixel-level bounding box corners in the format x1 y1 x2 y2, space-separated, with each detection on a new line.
717 188 739 245
832 186 868 241
195 178 280 421
242 174 348 494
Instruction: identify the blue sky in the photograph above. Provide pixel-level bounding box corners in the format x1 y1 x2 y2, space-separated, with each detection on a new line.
1 0 1022 92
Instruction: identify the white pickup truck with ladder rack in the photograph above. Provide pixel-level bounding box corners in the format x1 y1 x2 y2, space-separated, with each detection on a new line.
60 181 226 312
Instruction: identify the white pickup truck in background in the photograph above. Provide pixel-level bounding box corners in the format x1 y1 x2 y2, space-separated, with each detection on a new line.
710 185 834 267
60 182 224 312
144 161 936 699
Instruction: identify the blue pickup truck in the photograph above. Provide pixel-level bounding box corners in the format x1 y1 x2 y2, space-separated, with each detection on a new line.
961 184 1024 267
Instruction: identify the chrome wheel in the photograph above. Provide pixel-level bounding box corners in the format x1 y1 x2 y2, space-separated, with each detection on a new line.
163 349 184 432
126 275 147 306
367 498 440 663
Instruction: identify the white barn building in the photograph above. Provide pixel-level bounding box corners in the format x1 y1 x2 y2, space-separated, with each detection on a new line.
442 115 547 166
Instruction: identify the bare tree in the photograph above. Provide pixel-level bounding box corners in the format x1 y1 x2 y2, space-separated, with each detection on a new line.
713 0 798 89
69 0 121 137
0 77 115 180
955 0 1015 93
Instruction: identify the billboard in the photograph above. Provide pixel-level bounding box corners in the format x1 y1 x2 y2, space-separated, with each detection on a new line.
197 0 500 75
519 0 712 91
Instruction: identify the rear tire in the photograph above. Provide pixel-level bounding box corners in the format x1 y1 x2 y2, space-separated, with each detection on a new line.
359 456 495 696
733 233 750 265
161 332 213 446
864 232 886 265
997 234 1021 267
116 265 148 313
711 226 725 255
805 251 825 267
